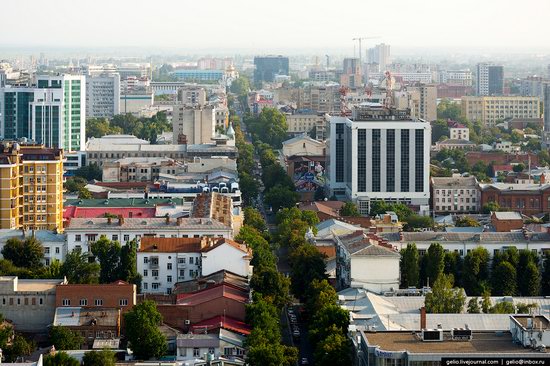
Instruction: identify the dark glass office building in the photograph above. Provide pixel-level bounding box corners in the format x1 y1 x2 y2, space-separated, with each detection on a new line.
253 56 289 83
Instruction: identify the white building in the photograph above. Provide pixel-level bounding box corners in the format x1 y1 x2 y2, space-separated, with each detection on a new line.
438 70 473 86
65 217 233 256
476 63 503 96
172 105 216 144
329 105 431 214
120 90 154 114
335 231 400 293
137 236 252 294
449 123 469 141
282 134 326 157
367 43 391 71
176 329 245 362
286 113 328 141
431 176 480 214
85 73 121 118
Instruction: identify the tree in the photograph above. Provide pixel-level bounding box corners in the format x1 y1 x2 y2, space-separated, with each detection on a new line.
518 261 540 296
74 164 102 181
64 176 88 193
467 298 481 313
78 187 93 199
289 244 327 300
425 274 466 313
424 243 445 286
3 334 34 362
120 239 142 289
43 352 80 366
489 301 515 314
91 236 122 283
309 305 350 345
340 202 360 217
462 247 490 296
542 252 550 295
431 120 450 144
61 250 100 284
481 290 492 313
49 326 84 350
264 185 299 212
124 300 167 360
314 330 352 366
1 237 44 269
250 266 291 309
246 108 288 148
443 251 463 287
86 118 122 138
455 216 481 227
82 349 116 366
230 76 250 97
404 215 434 231
314 186 326 201
244 207 267 233
239 173 259 206
516 302 538 314
481 202 500 214
400 244 419 288
513 164 525 173
491 261 517 296
305 279 338 315
437 99 463 121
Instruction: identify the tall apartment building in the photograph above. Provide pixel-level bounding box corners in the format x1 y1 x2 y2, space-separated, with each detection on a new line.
253 56 289 84
177 86 207 106
544 84 550 145
0 142 64 231
461 96 541 126
476 63 504 96
286 113 329 141
341 58 362 88
328 105 431 214
85 73 120 118
408 85 437 122
367 43 391 70
0 74 86 152
520 76 550 99
172 105 216 144
298 83 340 114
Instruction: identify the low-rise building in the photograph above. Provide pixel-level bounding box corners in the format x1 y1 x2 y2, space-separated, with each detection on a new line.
433 138 476 151
137 237 252 294
491 211 524 232
281 134 326 157
176 329 246 362
286 113 328 141
55 280 136 314
335 231 400 293
66 217 233 256
0 276 66 332
52 307 121 347
480 183 550 216
431 176 480 214
449 122 469 140
461 96 541 126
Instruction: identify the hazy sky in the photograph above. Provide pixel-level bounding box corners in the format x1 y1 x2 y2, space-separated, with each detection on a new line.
2 0 549 53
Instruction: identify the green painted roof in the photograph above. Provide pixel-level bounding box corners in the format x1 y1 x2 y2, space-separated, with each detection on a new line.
64 198 186 208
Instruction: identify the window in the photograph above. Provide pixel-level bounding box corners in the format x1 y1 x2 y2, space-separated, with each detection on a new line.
167 263 172 270
143 269 148 277
62 299 71 306
80 298 88 306
124 234 130 242
190 257 194 264
178 258 185 264
45 247 50 254
112 235 118 241
209 347 215 354
144 257 149 264
152 283 159 290
75 235 81 242
179 269 185 278
119 299 128 306
39 298 43 305
143 283 148 290
152 270 159 277
167 275 172 283
193 348 200 357
55 247 60 254
95 299 103 306
189 270 194 277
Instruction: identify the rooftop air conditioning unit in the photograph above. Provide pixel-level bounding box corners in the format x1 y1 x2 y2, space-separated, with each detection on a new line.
451 328 472 341
421 329 444 342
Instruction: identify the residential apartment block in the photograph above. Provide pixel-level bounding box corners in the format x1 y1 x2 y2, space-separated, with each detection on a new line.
461 96 541 126
85 73 121 118
476 63 503 96
0 142 64 231
431 176 480 214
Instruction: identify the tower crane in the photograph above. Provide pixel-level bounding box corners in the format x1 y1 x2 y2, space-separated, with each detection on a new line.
352 36 380 64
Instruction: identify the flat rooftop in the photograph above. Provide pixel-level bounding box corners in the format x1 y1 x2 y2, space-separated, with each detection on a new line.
363 331 548 354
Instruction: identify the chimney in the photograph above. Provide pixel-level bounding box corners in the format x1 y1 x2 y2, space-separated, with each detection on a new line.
420 306 427 330
177 217 183 226
541 173 546 185
166 215 170 224
119 216 125 226
107 217 112 225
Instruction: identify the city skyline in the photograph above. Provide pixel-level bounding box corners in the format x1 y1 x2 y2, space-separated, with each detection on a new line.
2 0 550 54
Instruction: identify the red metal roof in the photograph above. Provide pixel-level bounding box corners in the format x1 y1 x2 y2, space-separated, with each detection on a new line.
63 207 156 220
191 315 251 335
176 285 248 306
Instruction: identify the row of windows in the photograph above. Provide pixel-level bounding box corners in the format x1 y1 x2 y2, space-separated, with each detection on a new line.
436 197 476 203
1 297 44 306
435 205 477 211
61 298 128 306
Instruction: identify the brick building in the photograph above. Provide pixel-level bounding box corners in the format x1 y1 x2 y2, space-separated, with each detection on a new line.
491 212 524 232
480 183 550 216
55 280 136 314
465 152 539 168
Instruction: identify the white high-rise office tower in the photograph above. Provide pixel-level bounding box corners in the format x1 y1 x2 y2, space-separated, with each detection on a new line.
85 73 121 118
367 44 391 71
476 63 504 96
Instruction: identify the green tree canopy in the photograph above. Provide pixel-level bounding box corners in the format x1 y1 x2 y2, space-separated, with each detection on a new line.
467 298 481 313
246 108 288 148
61 250 100 284
424 243 445 285
1 237 44 269
64 176 88 193
124 300 167 360
244 207 267 232
264 185 299 212
455 216 481 227
481 202 500 214
462 247 490 296
400 244 420 288
491 261 517 296
44 352 80 366
425 274 466 313
404 215 434 231
49 326 84 350
340 202 360 217
74 164 102 181
289 244 327 300
82 349 116 366
313 329 352 366
250 266 291 309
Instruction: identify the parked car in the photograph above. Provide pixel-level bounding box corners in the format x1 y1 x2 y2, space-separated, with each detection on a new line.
301 357 309 365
